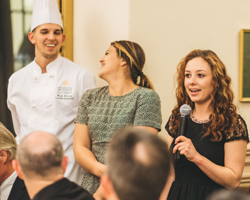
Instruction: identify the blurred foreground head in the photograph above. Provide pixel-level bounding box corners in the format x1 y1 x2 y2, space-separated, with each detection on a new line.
103 127 171 200
15 131 66 179
206 189 250 200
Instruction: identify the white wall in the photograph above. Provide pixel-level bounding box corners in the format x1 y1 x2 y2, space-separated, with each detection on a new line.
73 0 130 87
73 0 250 141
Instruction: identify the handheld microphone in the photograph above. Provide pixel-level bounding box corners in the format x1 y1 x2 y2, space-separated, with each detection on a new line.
175 104 191 160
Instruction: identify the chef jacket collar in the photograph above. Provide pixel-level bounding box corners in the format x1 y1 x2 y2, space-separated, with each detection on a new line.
33 55 62 77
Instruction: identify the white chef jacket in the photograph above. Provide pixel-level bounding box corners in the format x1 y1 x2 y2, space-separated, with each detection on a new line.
7 55 96 185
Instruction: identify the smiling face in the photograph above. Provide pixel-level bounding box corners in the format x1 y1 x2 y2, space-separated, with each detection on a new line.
98 45 124 81
184 57 214 106
28 23 65 61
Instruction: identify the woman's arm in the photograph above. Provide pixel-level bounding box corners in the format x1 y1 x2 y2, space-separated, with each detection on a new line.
159 162 175 200
174 136 247 189
73 123 106 177
135 126 158 134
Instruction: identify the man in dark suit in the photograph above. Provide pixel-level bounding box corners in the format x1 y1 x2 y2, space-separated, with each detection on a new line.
0 122 29 200
12 131 94 200
8 177 29 200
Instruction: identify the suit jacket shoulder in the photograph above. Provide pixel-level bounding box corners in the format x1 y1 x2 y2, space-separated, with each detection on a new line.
8 177 30 200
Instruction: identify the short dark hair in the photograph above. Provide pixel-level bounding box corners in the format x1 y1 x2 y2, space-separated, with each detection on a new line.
106 127 171 200
16 132 64 178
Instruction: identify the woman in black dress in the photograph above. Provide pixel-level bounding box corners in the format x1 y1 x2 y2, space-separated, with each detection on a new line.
162 50 249 200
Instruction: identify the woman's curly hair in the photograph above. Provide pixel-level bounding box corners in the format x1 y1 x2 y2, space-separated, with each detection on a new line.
170 49 238 141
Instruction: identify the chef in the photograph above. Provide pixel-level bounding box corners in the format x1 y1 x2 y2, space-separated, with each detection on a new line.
7 0 95 185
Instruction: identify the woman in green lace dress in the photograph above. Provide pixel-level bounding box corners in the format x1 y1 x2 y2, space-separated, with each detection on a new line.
73 41 162 197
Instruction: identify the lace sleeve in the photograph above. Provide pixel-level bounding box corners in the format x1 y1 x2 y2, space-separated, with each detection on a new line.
165 115 175 138
225 115 249 142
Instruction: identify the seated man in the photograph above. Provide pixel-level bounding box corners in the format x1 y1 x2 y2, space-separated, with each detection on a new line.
0 122 29 200
101 127 171 200
12 131 94 200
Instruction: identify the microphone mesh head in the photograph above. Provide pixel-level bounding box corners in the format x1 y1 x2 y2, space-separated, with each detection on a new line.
180 104 191 116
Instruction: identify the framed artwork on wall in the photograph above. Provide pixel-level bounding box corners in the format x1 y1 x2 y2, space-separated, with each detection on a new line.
239 29 250 102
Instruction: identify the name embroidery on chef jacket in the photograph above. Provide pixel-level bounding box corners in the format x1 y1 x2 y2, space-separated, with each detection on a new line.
56 80 74 100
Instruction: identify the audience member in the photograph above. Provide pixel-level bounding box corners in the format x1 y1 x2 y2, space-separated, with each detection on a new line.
12 131 94 200
101 127 171 200
206 189 250 200
0 122 29 200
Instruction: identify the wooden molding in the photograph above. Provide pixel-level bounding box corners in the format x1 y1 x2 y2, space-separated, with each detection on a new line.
239 29 250 102
57 0 73 61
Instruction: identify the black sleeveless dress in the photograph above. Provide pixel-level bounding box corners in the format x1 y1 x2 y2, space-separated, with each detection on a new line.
165 115 249 200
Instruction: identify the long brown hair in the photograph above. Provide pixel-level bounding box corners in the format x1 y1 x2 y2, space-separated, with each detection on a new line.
170 49 237 141
111 40 154 90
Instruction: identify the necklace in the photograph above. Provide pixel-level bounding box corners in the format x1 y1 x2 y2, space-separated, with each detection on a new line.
190 112 210 124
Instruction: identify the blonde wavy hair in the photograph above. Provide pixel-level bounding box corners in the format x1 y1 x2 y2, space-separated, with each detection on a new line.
170 49 237 141
0 122 17 160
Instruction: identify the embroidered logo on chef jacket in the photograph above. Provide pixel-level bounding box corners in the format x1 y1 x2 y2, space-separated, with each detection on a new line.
56 80 74 100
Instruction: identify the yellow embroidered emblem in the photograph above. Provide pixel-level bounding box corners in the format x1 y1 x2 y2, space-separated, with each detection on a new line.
62 80 69 86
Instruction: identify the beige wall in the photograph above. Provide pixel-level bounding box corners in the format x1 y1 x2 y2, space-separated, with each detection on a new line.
129 0 250 141
73 0 130 87
73 0 250 186
73 0 250 141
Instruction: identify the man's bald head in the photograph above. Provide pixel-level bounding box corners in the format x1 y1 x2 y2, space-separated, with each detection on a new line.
16 131 64 179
